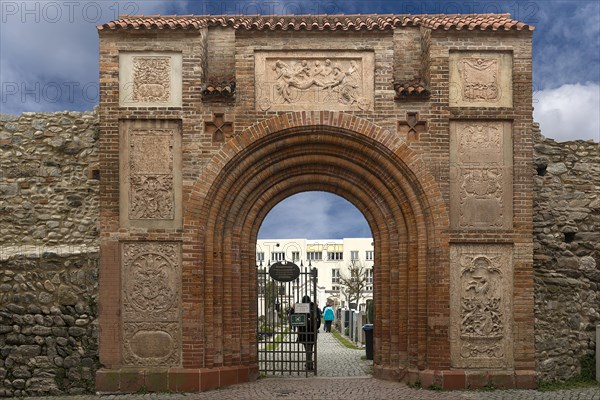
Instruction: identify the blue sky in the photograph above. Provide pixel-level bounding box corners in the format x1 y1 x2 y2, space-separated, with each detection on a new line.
1 0 598 238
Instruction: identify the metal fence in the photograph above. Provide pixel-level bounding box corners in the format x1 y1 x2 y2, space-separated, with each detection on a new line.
257 264 318 376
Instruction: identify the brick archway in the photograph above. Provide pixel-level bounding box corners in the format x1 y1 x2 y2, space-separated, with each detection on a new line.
183 112 449 379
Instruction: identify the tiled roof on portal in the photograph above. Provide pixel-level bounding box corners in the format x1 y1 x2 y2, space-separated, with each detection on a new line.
201 81 236 99
98 14 535 32
393 81 431 100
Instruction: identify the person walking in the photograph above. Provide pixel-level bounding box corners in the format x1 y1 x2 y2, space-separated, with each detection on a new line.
293 295 321 371
323 304 335 332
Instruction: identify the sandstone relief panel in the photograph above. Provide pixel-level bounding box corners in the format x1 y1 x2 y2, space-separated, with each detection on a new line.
450 121 512 229
449 52 513 108
119 52 182 107
450 244 513 369
255 51 374 111
121 242 181 366
119 120 182 229
129 130 174 219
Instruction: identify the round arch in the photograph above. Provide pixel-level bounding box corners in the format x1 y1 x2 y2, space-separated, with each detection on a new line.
182 112 449 379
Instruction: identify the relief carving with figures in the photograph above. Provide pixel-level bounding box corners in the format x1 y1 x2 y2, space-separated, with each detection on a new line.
255 51 374 111
450 244 513 368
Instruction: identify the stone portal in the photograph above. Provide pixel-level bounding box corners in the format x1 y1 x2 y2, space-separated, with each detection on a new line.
97 14 536 392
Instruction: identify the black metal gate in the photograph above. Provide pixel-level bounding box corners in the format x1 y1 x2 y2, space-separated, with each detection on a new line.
257 262 318 376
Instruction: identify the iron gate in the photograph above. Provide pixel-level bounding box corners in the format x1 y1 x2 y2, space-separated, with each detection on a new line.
257 262 318 376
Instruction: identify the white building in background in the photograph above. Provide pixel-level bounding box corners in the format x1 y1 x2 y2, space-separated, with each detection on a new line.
256 238 374 310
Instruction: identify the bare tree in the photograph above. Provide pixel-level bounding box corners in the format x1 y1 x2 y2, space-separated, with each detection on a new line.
338 261 369 309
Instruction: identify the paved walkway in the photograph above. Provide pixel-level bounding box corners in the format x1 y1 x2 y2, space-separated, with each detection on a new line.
315 329 372 377
6 331 599 399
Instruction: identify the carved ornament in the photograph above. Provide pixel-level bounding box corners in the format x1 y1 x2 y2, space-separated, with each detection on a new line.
132 56 171 103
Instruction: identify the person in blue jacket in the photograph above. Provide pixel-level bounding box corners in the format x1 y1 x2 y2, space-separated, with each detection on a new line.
322 303 335 332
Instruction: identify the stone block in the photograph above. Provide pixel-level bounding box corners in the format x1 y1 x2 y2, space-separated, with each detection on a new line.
168 368 199 392
145 368 168 392
119 369 144 392
465 371 488 389
200 368 220 392
490 371 515 388
219 366 239 387
95 369 120 392
515 370 537 389
442 370 465 390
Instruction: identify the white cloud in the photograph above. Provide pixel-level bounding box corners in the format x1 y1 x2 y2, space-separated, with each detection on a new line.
258 192 371 239
0 1 188 114
534 83 600 142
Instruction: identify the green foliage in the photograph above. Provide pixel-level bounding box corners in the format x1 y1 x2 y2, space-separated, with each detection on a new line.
332 328 362 350
428 383 442 391
482 383 497 391
407 378 422 389
538 354 599 392
580 353 596 381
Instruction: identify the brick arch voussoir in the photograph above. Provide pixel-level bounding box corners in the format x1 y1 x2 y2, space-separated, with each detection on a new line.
187 111 433 205
206 156 413 364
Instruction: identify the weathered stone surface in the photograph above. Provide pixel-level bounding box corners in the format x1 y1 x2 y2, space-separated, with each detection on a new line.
533 123 600 382
0 111 98 247
0 250 98 395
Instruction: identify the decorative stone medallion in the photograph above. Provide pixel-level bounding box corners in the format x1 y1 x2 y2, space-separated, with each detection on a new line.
450 244 513 368
121 242 181 367
449 52 513 108
255 51 374 111
119 52 182 107
122 242 180 322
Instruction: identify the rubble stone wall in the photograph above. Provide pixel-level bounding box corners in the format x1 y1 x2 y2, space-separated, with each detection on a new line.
533 123 600 382
0 111 99 396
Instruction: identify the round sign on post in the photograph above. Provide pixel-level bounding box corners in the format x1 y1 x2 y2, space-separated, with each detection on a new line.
269 261 300 282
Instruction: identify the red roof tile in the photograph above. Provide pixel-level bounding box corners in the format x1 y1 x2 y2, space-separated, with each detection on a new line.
201 81 236 99
98 14 534 32
393 81 431 100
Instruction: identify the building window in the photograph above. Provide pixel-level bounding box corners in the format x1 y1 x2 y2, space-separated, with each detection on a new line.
366 268 373 284
271 252 285 262
350 250 359 261
307 251 322 261
328 252 343 261
332 268 340 284
365 250 374 261
292 251 300 262
331 285 340 292
256 252 265 263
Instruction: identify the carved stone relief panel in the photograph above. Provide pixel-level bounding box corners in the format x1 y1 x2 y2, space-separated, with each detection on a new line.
129 130 174 220
122 242 181 322
449 52 513 108
121 242 181 367
119 120 182 229
450 121 512 229
255 51 374 111
450 244 513 369
119 52 182 107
